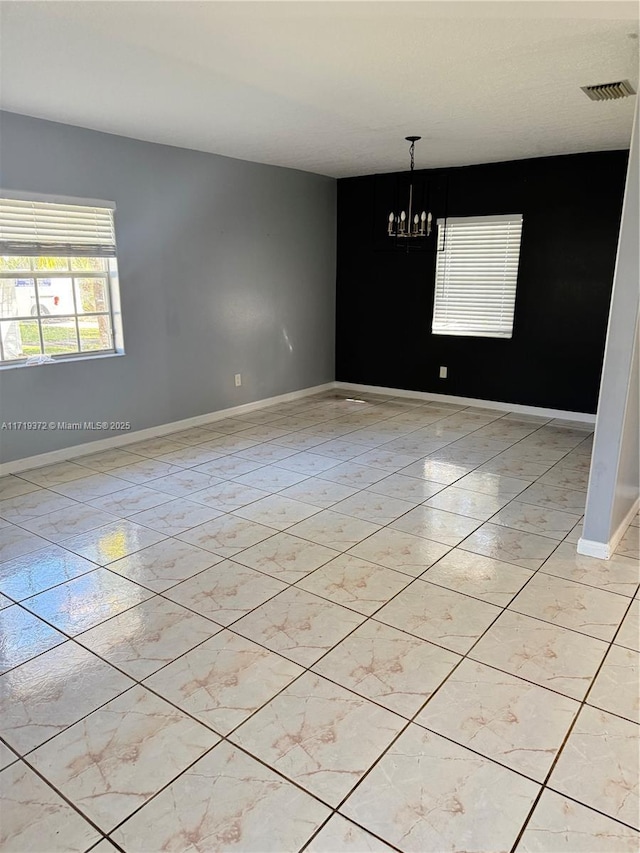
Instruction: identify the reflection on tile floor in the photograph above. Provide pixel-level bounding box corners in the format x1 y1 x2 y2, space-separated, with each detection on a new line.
0 391 638 851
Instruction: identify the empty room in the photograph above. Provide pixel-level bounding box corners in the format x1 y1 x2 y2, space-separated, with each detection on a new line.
0 1 638 851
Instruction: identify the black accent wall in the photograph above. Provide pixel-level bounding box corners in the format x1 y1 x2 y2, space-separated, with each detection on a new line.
335 151 628 414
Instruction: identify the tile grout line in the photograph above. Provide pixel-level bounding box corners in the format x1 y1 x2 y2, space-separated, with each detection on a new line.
0 400 602 710
0 411 601 692
507 587 640 851
0 414 586 569
4 523 636 758
5 393 634 852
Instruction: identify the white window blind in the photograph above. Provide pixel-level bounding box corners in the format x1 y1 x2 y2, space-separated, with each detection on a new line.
432 213 523 339
0 196 116 257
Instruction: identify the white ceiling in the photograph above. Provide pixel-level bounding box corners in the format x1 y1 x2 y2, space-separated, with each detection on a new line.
0 1 637 178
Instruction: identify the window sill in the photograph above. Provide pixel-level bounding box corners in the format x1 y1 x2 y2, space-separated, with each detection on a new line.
0 351 126 371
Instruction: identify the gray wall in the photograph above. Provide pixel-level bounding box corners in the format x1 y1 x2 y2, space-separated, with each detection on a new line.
0 112 336 463
614 323 639 533
581 101 639 550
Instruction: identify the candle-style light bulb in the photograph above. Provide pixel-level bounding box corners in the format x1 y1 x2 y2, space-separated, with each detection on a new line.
388 212 395 236
427 212 433 236
400 211 406 221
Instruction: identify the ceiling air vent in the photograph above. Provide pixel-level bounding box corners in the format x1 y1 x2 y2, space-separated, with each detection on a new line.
581 80 636 101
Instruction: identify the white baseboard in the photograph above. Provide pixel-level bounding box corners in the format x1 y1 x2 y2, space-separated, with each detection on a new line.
577 495 640 560
575 538 613 560
0 382 334 476
334 381 597 424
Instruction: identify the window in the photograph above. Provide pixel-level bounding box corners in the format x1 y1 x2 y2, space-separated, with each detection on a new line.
431 213 523 339
0 193 122 365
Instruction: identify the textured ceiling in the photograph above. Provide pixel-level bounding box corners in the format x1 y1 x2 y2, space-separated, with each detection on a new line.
0 1 637 178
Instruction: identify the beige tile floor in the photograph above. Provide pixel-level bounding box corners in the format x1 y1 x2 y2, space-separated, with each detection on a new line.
0 390 638 852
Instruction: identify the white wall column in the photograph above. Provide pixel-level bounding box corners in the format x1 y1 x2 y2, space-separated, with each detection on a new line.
579 100 639 559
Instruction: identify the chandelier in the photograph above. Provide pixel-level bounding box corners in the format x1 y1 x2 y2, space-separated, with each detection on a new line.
387 136 433 239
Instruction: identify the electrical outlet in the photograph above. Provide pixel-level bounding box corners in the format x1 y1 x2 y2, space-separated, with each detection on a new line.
439 366 448 379
234 373 242 387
